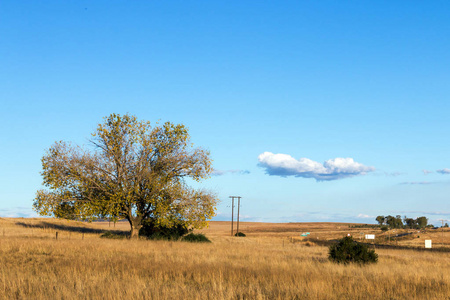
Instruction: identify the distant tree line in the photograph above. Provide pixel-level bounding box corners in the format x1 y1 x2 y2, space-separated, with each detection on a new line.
375 215 428 229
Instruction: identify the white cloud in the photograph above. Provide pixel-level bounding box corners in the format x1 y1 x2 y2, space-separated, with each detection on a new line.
400 181 432 185
384 171 404 177
437 168 450 174
357 214 373 219
212 169 250 176
423 170 433 175
257 152 375 181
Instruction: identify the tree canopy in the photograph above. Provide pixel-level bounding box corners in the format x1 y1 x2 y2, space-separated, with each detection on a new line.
33 113 218 238
375 215 428 229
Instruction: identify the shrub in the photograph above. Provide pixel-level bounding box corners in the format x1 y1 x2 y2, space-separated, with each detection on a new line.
139 222 190 241
100 231 126 239
380 226 389 232
181 233 211 243
329 236 378 264
234 232 246 237
304 241 315 247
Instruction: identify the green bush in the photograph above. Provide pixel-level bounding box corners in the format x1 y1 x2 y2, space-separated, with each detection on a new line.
181 233 211 243
328 236 378 264
139 222 190 241
234 232 246 237
380 225 389 232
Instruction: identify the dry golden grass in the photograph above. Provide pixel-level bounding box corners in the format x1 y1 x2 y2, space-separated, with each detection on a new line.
1 218 450 299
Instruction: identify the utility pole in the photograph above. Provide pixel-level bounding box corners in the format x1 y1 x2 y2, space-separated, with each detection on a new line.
237 197 241 235
229 196 241 236
230 196 234 236
438 219 448 247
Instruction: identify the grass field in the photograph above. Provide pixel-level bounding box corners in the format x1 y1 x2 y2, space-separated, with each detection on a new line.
0 218 449 299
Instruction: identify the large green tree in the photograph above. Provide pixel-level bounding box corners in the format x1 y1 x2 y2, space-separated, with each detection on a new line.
385 215 403 229
375 216 385 226
416 216 428 228
33 113 217 238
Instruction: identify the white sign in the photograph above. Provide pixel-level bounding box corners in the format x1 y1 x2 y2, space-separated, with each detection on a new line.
425 240 432 249
365 234 375 240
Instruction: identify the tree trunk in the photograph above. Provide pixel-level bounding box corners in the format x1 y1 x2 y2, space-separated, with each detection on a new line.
130 224 142 239
128 216 143 239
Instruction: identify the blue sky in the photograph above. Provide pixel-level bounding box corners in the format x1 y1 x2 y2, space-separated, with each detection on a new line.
1 1 450 225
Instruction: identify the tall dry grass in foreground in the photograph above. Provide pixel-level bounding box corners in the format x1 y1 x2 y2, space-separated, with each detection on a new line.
0 219 449 299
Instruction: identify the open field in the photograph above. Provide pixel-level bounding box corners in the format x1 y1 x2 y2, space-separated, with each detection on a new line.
1 218 450 299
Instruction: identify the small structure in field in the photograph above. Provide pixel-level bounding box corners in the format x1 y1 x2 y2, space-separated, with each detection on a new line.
365 234 375 240
425 240 432 249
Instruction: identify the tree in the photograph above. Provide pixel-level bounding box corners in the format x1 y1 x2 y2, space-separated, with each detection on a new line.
33 113 218 238
416 216 428 229
376 216 385 226
385 215 403 229
385 215 395 228
403 217 417 229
